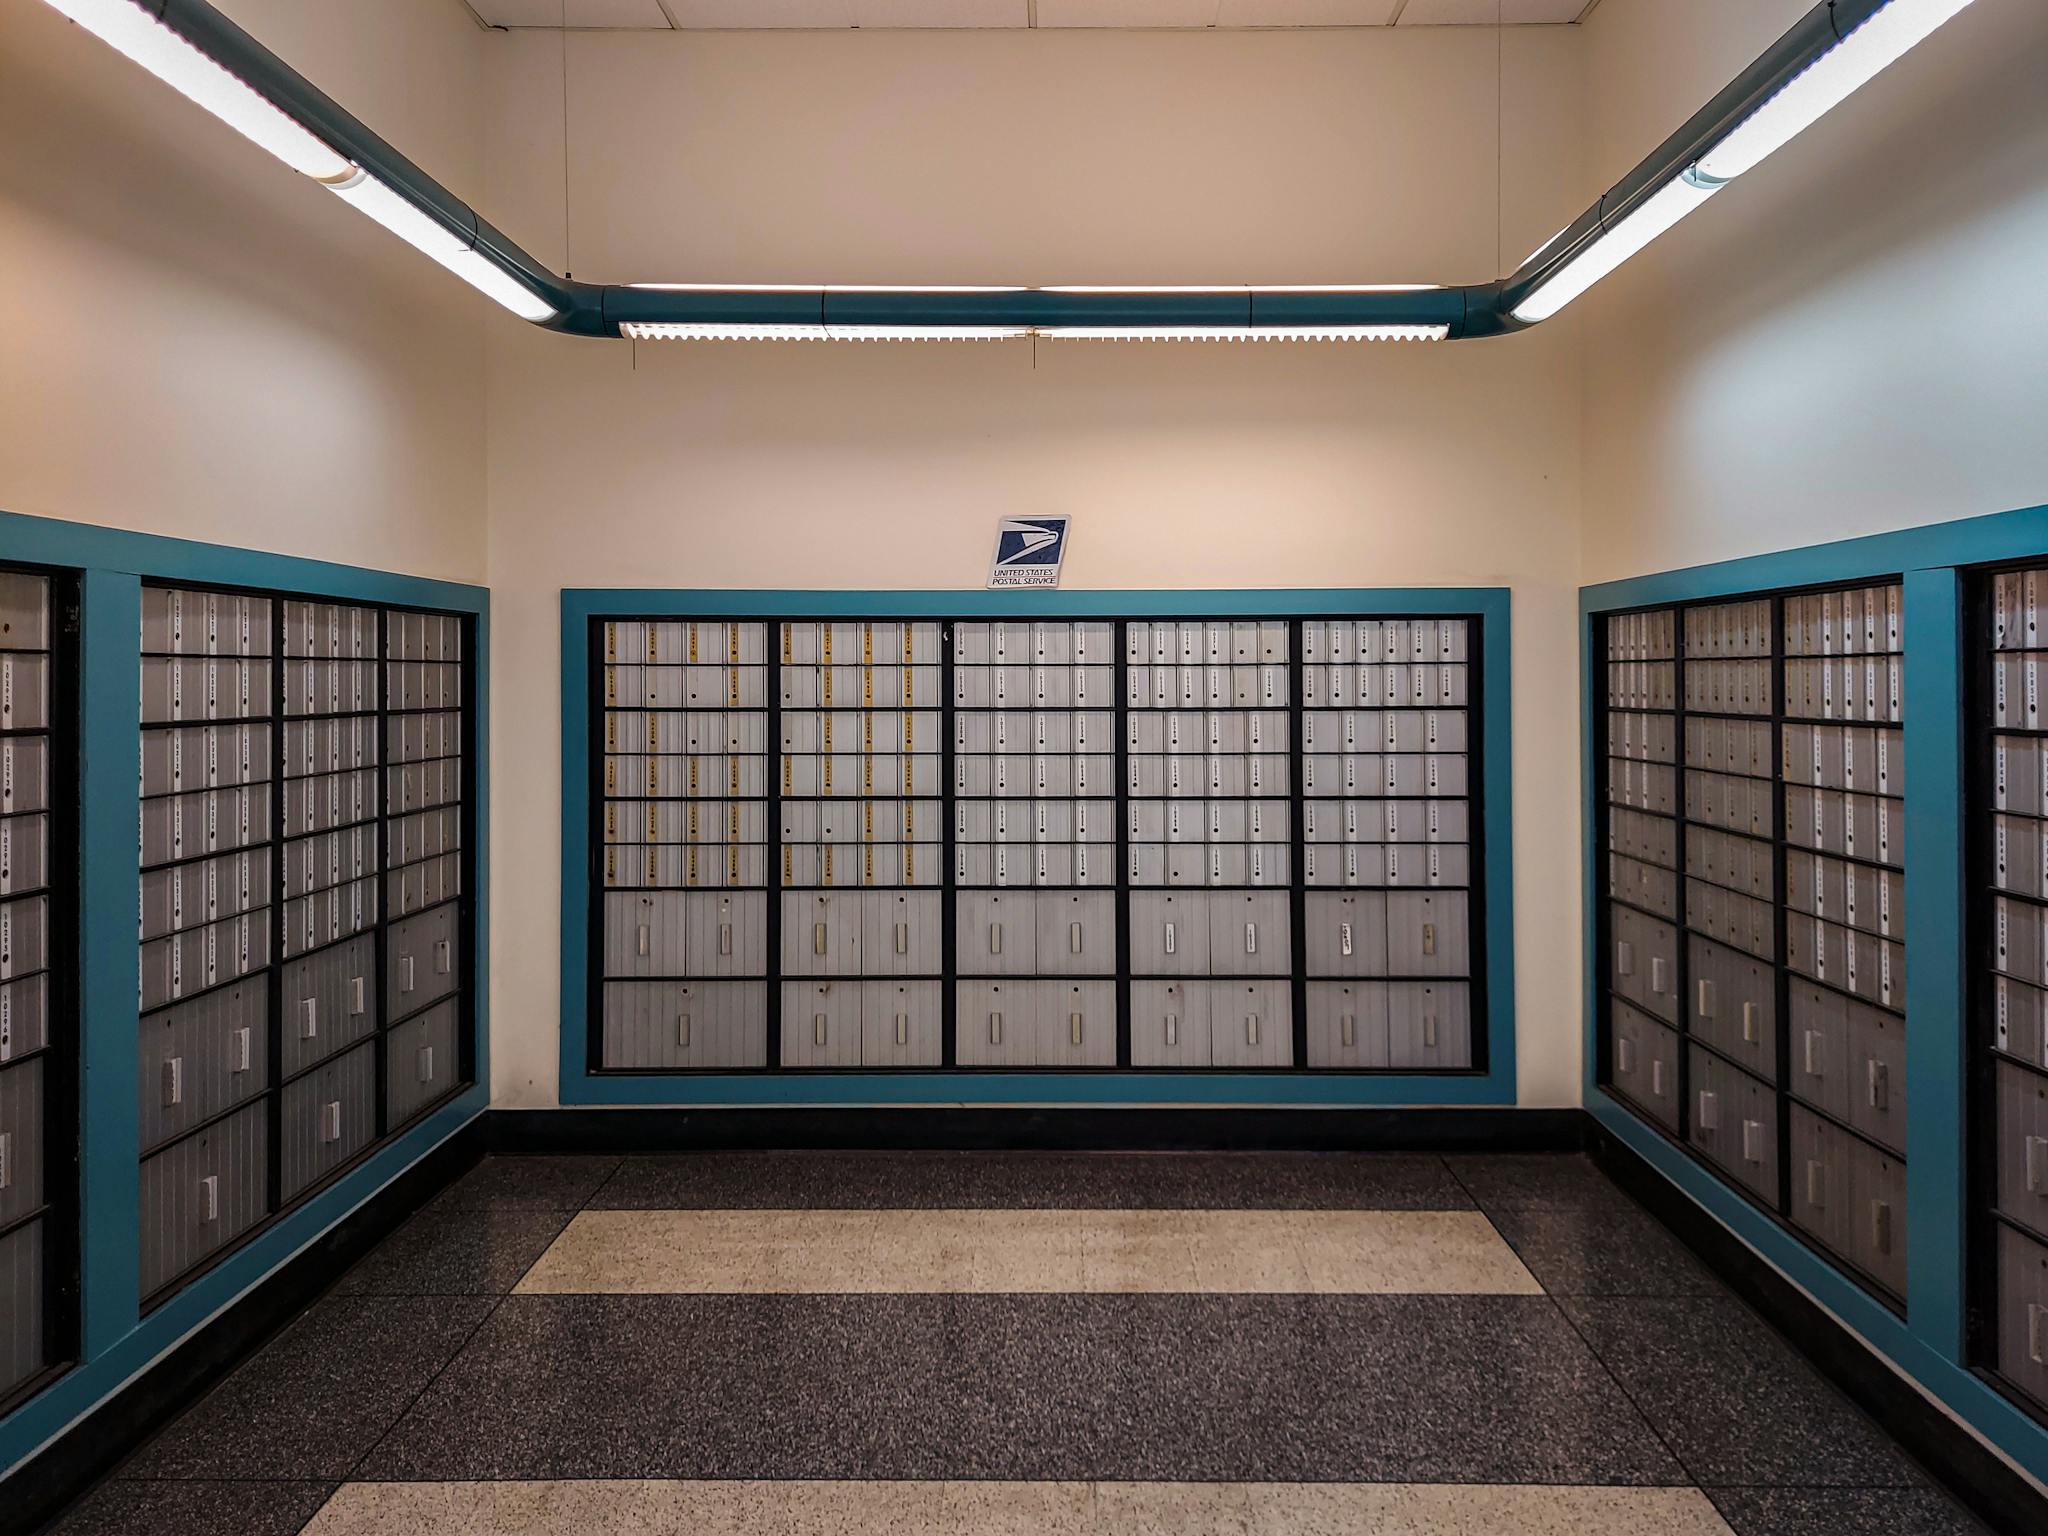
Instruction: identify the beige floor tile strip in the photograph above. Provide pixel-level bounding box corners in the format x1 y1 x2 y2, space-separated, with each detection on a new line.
513 1208 1542 1295
302 1480 1735 1535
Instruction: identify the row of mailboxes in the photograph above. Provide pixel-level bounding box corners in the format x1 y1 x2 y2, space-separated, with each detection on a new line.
142 587 274 657
388 710 460 765
1301 709 1465 755
765 755 941 798
1296 665 1470 711
785 844 940 889
1782 724 1903 796
282 716 378 778
279 600 377 660
1788 1103 1906 1298
1610 806 1679 869
1787 850 1902 937
140 657 271 724
1686 825 1773 904
605 755 766 800
384 611 463 664
1124 621 1290 665
1683 768 1774 841
604 846 769 890
1688 716 1773 779
1609 759 1677 817
1132 844 1293 890
607 620 767 665
1783 786 1902 867
0 973 48 1064
1682 598 1773 659
1786 656 1904 724
1607 660 1677 713
140 724 270 798
956 667 1115 711
1609 709 1677 764
1606 609 1677 661
785 622 940 665
959 844 1114 888
1301 619 1466 665
0 817 45 901
783 711 944 755
958 622 1113 665
1681 660 1775 717
140 849 273 942
784 667 934 711
1611 854 1676 922
1784 585 1901 656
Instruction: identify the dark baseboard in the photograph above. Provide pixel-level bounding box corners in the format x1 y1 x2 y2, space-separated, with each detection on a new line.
1588 1125 2048 1536
13 1121 484 1536
485 1105 1591 1155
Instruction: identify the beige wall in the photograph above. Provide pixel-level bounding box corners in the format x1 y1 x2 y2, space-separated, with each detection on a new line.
0 0 494 580
1576 0 2048 580
481 26 1592 1107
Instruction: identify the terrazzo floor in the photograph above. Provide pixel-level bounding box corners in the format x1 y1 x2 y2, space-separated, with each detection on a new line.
41 1152 1995 1535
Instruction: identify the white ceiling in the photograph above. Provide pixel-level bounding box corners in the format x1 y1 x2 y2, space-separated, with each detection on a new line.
463 0 1598 29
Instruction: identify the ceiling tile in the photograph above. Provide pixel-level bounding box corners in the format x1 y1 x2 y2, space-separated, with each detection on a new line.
1397 0 1587 23
1214 0 1402 24
470 0 673 25
1034 0 1224 27
852 0 1030 24
663 0 857 24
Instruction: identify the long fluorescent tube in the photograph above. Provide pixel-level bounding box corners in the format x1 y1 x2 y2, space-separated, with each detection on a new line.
1511 172 1720 324
1041 285 1440 295
1699 0 1979 180
620 323 1027 341
627 285 1026 294
1040 326 1448 342
39 0 353 182
330 171 558 322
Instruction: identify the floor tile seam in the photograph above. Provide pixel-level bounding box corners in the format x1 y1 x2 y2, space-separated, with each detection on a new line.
338 1294 510 1486
314 1475 1726 1486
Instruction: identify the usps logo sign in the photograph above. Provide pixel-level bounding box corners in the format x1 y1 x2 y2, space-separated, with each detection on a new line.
987 516 1071 589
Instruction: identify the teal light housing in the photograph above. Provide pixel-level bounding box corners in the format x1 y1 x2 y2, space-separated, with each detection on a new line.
35 0 1976 340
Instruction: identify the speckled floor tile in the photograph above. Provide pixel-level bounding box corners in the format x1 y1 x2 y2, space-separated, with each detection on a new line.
124 1294 497 1480
353 1293 1683 1485
1705 1485 1993 1535
1446 1154 1625 1212
46 1479 336 1536
431 1155 622 1209
591 1151 1471 1211
514 1209 1537 1295
1482 1200 1716 1297
1243 1482 1734 1534
1556 1293 1925 1488
331 1204 576 1295
288 1481 1740 1536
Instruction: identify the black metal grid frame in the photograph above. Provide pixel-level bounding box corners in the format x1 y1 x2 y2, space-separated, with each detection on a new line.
134 581 478 1312
1961 561 2048 1425
0 561 81 1417
1592 579 1910 1312
585 611 1489 1076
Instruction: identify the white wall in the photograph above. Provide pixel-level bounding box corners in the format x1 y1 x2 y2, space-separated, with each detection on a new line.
481 26 1593 1107
0 0 495 580
1576 0 2048 580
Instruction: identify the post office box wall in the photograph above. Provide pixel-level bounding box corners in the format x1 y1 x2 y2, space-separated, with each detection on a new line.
138 1101 267 1301
136 981 268 1153
603 981 766 1070
386 999 460 1129
278 1041 375 1202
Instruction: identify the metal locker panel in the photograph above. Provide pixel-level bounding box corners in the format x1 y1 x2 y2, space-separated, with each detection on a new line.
860 981 942 1067
137 980 268 1153
1687 1045 1779 1205
1032 981 1117 1067
1993 974 2048 1072
859 891 941 977
954 980 1034 1067
0 1057 45 1226
1996 895 2048 989
0 573 51 649
1787 1103 1906 1298
1209 892 1289 976
1994 1224 2048 1407
138 1099 267 1299
1305 892 1388 977
2 736 49 814
604 891 687 978
1386 981 1471 1069
1688 934 1777 1082
279 933 375 1077
387 902 460 1019
0 1217 45 1398
1210 979 1293 1068
0 974 49 1064
1996 1059 2048 1241
955 891 1037 975
1788 980 1852 1123
1132 980 1214 1068
602 980 766 1069
386 999 461 1128
0 654 48 732
279 1040 375 1201
1305 981 1390 1069
685 892 767 978
1386 891 1470 979
781 891 861 976
1128 890 1208 974
0 814 48 899
1840 1001 1907 1155
1609 1002 1681 1131
1034 891 1114 975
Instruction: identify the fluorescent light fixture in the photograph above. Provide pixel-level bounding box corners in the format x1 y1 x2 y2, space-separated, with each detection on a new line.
1700 0 1979 180
627 284 1025 294
620 323 1028 341
1511 172 1720 324
329 171 558 322
1040 326 1449 342
1040 285 1440 294
39 0 352 181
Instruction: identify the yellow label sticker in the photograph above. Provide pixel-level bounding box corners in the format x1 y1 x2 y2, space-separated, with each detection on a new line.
687 623 698 663
782 623 793 664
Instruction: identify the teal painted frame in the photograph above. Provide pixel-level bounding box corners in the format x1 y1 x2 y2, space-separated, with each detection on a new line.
560 587 1515 1107
1580 503 2048 1486
0 509 490 1478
